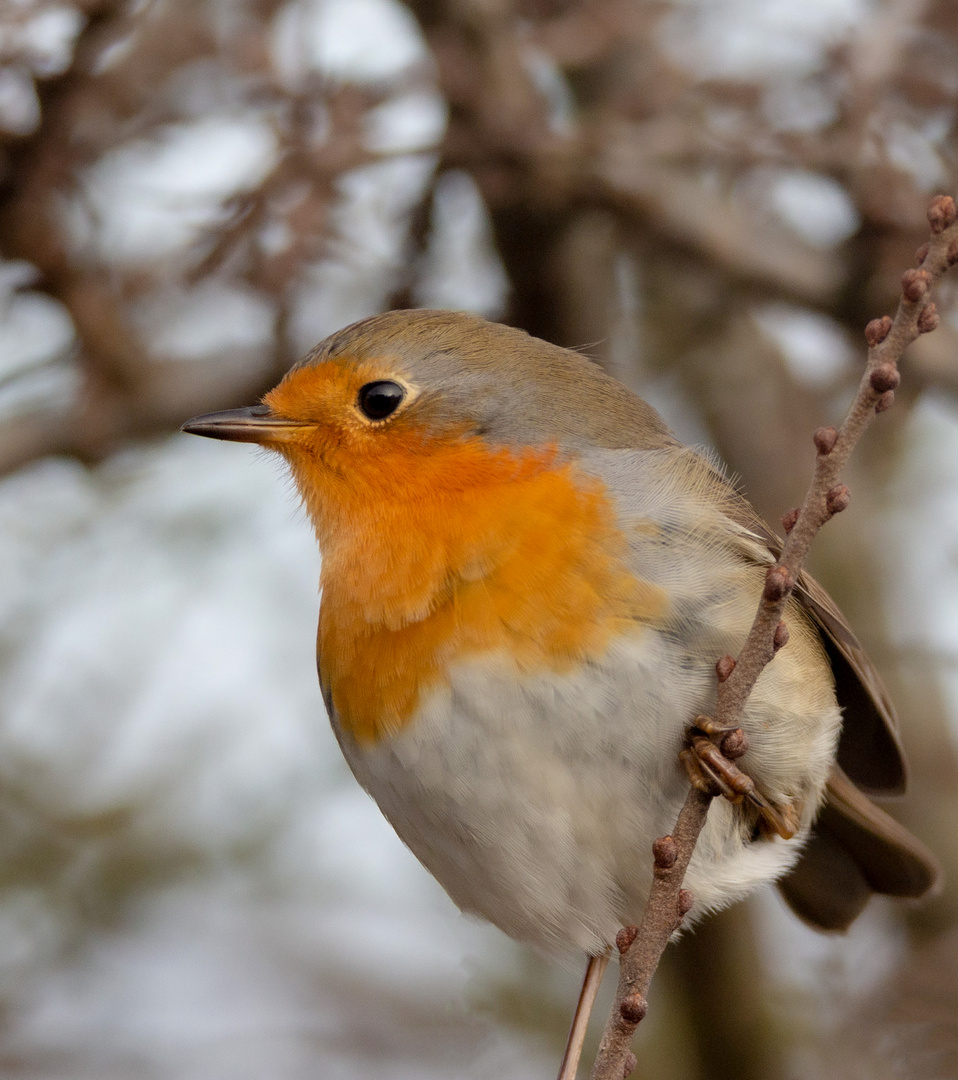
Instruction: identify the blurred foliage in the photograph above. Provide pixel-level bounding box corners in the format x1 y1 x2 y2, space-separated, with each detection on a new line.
2 1 958 1078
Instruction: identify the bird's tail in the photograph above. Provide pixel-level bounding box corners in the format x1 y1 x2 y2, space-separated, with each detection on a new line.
777 767 941 931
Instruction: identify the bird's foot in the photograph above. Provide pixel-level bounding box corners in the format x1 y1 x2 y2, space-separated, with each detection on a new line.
680 716 798 840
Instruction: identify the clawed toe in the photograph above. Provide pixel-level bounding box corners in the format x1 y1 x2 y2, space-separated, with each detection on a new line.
680 717 799 840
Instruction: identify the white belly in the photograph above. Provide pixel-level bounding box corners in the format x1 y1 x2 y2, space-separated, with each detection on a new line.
333 626 841 958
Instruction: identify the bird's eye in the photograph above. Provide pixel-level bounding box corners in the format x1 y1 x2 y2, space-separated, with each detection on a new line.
358 380 405 421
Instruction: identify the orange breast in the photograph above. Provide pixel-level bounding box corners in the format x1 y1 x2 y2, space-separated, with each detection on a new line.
279 417 665 745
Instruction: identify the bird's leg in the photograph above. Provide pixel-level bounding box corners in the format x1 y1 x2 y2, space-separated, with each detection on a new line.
680 716 797 840
555 949 611 1080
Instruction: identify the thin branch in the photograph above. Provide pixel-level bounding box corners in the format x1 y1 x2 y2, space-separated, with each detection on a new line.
587 193 958 1080
715 197 956 726
588 788 710 1080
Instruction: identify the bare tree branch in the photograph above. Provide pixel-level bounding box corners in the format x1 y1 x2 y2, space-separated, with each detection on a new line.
587 193 958 1080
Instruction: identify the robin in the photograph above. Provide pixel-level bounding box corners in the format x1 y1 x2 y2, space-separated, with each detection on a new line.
183 309 938 1068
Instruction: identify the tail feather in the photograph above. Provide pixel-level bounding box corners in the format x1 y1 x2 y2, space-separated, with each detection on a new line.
777 767 941 932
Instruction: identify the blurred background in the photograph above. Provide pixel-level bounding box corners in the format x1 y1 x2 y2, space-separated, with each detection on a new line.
1 0 958 1077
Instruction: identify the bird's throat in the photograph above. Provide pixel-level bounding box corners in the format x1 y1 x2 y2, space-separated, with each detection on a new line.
287 438 667 745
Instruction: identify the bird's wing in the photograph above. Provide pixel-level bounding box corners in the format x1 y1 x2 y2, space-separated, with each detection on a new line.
690 454 908 795
582 442 905 791
579 444 939 930
712 483 941 929
792 572 906 793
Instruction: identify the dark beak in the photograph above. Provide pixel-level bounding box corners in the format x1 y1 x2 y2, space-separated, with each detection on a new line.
180 405 305 444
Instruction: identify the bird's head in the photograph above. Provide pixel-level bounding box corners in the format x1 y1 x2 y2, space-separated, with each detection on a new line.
181 309 674 538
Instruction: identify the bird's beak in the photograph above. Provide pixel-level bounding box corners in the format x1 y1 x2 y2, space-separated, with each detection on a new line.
180 405 306 444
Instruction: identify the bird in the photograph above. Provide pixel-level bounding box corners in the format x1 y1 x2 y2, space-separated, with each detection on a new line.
182 308 939 1076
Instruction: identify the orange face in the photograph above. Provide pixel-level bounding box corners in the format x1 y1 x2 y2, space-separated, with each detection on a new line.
264 358 421 476
188 352 666 745
262 356 476 539
252 356 664 744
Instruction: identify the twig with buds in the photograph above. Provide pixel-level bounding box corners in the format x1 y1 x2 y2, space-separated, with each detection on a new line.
587 193 958 1080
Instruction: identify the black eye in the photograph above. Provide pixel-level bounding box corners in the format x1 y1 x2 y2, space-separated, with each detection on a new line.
358 380 405 420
